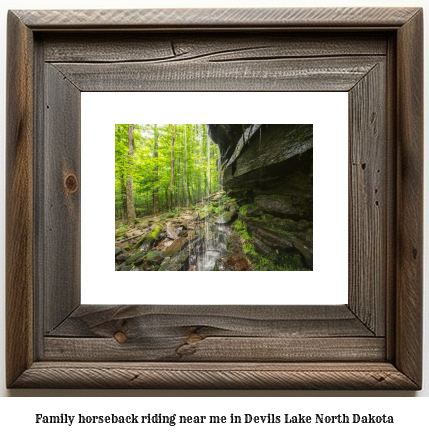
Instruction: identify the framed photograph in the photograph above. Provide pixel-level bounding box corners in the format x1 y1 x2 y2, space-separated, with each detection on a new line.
6 7 423 389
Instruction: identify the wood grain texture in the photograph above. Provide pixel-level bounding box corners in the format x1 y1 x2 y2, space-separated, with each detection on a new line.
44 64 81 332
48 305 375 338
43 33 387 63
33 38 46 361
385 34 397 363
14 8 420 29
6 7 423 390
348 62 386 336
6 11 34 388
44 337 385 362
395 10 423 388
11 362 419 390
52 56 383 92
44 305 379 361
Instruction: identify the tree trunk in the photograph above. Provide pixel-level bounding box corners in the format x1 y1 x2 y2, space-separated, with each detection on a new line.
207 132 211 196
204 177 208 200
152 124 159 215
126 124 136 225
120 171 127 221
169 124 176 210
187 186 192 205
165 189 169 210
197 178 201 203
183 125 187 206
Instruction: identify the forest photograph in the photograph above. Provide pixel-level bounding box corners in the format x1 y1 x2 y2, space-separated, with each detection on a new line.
115 124 313 272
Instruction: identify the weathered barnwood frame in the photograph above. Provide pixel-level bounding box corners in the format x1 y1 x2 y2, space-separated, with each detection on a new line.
6 8 423 389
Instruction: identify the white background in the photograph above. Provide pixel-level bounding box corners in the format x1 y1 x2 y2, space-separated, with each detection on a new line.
0 0 428 426
81 92 348 305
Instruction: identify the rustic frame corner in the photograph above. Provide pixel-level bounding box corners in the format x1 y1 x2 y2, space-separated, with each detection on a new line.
6 7 423 390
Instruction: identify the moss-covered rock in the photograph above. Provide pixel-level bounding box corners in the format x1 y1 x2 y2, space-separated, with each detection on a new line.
254 194 302 219
293 238 313 270
158 250 190 271
115 247 124 257
134 225 162 251
252 227 295 251
116 253 130 262
115 228 127 239
125 250 147 266
146 250 165 265
215 210 237 225
239 203 262 218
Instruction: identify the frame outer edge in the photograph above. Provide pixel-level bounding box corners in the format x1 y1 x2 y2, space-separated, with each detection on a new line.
396 9 423 388
4 7 424 390
11 7 421 29
11 362 419 390
6 11 35 387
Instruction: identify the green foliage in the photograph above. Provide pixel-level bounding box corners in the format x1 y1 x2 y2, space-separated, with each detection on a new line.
232 219 247 235
115 124 221 220
208 204 220 215
232 218 308 271
239 204 251 216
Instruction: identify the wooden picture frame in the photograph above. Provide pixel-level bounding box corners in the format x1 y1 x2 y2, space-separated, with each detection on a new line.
6 7 423 389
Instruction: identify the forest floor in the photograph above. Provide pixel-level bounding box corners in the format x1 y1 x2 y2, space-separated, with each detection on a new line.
115 192 253 271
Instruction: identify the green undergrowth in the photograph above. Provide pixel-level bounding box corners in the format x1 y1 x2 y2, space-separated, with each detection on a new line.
232 218 308 271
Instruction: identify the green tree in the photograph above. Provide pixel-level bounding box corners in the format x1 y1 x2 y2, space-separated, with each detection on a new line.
115 124 221 221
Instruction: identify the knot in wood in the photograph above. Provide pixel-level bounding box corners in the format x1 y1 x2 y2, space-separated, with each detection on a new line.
114 331 128 343
65 174 78 193
186 333 203 344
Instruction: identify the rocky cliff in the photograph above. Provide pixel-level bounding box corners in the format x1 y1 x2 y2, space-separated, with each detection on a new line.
208 124 313 270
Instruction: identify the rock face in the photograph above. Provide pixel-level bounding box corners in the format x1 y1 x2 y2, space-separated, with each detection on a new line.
207 124 251 161
215 210 237 225
159 250 190 271
208 124 313 270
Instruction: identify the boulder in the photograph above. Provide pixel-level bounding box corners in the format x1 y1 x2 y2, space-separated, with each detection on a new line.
251 228 295 251
158 250 190 271
215 254 253 271
115 247 124 257
164 236 189 257
116 253 130 262
125 250 147 266
146 250 165 265
293 238 313 270
215 210 237 225
134 225 162 251
240 204 262 218
252 235 278 259
166 223 178 240
224 200 240 213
